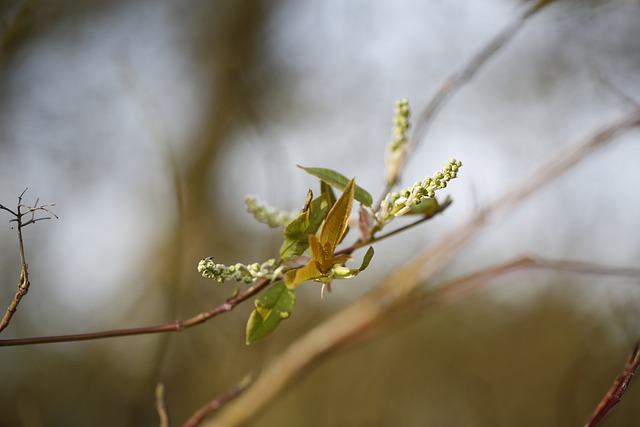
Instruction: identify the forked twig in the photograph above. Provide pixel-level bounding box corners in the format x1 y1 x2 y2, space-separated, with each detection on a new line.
0 189 57 334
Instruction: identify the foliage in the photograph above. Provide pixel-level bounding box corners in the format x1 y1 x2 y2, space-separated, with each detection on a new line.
197 100 462 344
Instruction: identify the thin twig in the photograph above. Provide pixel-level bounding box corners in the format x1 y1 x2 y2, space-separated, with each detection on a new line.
0 277 271 346
204 110 640 427
0 189 57 334
336 197 452 256
585 343 640 427
156 383 170 427
182 374 254 427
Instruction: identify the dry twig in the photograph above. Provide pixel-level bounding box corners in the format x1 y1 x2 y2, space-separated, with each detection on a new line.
0 188 57 333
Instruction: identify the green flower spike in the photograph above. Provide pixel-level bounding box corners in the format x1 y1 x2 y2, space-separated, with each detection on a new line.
245 195 299 228
377 158 462 223
385 99 411 186
198 257 281 284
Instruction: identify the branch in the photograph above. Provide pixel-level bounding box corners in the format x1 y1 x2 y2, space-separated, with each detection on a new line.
584 343 640 427
203 110 640 427
379 256 640 339
0 189 57 334
0 278 271 346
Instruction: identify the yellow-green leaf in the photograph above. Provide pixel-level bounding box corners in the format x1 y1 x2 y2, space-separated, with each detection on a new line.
298 165 373 207
284 258 322 288
320 178 354 250
246 282 295 344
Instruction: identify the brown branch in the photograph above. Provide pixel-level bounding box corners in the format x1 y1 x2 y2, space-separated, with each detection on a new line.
181 374 254 427
584 343 640 427
204 110 640 427
0 278 271 346
0 189 57 334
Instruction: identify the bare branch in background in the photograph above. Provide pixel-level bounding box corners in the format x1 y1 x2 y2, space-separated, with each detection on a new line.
381 0 556 198
156 383 170 427
181 374 254 427
383 256 640 338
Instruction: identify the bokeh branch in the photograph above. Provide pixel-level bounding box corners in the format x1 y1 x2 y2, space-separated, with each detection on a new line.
0 188 57 334
205 109 640 427
382 256 640 340
181 374 253 427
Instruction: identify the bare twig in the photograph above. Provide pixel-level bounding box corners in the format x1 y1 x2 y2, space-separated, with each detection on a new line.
0 189 57 334
156 383 170 427
182 374 254 427
585 343 640 427
0 277 271 346
204 110 640 427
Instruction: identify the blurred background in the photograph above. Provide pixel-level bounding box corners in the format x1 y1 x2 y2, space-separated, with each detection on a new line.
1 0 640 425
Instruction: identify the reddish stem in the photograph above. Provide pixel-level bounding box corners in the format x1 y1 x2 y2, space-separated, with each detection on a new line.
0 278 271 346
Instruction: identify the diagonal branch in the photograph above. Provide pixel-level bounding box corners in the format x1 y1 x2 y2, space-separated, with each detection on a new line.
181 374 254 427
375 256 640 341
584 343 640 427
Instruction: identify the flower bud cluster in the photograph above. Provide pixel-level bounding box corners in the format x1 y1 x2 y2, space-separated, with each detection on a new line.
198 257 279 284
385 99 411 186
388 99 410 153
377 158 462 223
245 196 299 228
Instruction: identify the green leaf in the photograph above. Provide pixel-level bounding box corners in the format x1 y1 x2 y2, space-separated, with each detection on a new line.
298 165 373 207
359 246 375 272
320 180 337 208
280 193 330 259
246 282 295 344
